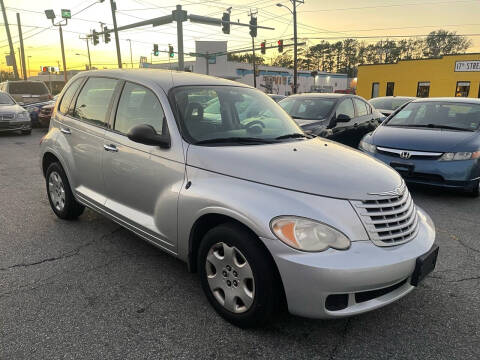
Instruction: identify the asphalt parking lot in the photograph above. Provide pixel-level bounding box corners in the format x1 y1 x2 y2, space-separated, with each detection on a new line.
1 129 479 359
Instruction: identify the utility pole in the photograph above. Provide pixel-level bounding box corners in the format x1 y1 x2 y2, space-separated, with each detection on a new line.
17 47 22 78
293 0 299 94
109 0 122 68
249 11 258 88
80 36 92 70
252 37 257 88
16 13 27 80
126 39 133 68
1 0 19 79
173 5 187 71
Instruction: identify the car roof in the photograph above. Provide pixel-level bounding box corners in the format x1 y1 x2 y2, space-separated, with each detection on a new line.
412 97 480 104
73 69 251 91
369 96 416 100
288 93 351 99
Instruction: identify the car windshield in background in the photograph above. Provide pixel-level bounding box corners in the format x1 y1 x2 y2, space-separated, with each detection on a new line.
172 86 303 144
386 101 480 131
369 97 412 110
278 97 336 120
9 82 49 95
0 92 15 105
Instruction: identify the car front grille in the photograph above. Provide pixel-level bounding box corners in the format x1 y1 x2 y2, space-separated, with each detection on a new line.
0 113 15 121
351 187 419 247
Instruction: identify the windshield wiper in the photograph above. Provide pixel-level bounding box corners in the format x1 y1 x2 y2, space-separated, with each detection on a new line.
275 133 308 140
194 137 276 145
411 124 474 131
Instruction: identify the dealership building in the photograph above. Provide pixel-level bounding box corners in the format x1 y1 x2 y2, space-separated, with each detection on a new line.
357 53 480 99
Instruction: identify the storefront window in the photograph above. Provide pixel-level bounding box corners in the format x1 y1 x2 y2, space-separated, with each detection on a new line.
416 82 430 98
386 82 395 96
455 81 470 97
371 82 379 98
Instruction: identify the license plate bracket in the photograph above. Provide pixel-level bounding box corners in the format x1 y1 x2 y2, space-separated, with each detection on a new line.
411 244 439 286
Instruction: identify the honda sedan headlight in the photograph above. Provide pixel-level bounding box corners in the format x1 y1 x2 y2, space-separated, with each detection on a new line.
270 216 351 252
439 151 480 161
359 139 377 153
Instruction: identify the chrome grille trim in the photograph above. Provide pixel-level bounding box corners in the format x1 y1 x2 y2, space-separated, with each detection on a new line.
351 188 419 247
377 147 443 157
0 113 15 121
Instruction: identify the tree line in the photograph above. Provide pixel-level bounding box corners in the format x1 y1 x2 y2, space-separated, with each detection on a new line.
230 30 472 77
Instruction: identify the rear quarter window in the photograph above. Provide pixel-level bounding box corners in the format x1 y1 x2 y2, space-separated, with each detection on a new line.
9 82 49 95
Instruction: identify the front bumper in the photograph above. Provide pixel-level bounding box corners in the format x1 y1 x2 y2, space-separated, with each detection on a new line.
261 207 436 319
0 120 31 132
369 151 480 190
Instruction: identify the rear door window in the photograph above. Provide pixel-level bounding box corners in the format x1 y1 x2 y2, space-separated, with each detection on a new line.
9 82 49 95
336 99 355 119
73 77 118 127
114 82 164 134
353 98 370 116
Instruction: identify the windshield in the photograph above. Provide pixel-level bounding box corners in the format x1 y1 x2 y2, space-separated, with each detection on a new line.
171 86 303 144
369 97 412 110
278 97 336 120
386 101 480 131
9 82 49 95
0 92 15 105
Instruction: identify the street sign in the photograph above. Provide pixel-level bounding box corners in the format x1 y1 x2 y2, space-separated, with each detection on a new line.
61 9 71 19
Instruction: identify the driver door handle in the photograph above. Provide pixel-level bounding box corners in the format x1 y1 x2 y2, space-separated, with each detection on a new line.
60 127 71 135
103 144 118 152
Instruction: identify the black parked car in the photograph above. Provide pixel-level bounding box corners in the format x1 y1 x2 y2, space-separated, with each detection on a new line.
278 93 383 147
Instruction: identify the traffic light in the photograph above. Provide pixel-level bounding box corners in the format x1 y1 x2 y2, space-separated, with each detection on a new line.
104 26 111 43
169 44 174 58
221 12 230 34
260 41 266 55
92 30 99 46
278 39 283 53
153 44 159 56
249 16 257 38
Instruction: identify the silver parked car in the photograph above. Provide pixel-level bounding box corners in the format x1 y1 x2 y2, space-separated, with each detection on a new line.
0 91 32 134
40 69 438 327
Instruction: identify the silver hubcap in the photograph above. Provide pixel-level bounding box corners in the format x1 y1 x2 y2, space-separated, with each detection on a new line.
205 242 255 313
48 171 66 212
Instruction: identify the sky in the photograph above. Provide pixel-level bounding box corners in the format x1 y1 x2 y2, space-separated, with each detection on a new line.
2 0 480 76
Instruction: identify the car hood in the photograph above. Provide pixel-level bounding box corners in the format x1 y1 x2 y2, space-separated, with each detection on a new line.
372 125 478 151
0 104 25 113
186 137 402 200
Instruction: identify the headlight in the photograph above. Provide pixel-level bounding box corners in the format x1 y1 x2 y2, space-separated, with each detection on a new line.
439 151 480 161
359 139 377 153
16 112 30 120
270 216 351 252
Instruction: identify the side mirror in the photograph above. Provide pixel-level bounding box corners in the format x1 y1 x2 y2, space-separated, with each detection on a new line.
127 124 171 148
336 113 351 123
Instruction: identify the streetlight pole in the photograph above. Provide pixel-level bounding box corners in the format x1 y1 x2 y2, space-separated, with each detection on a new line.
79 37 93 70
44 9 71 85
126 39 133 68
277 1 303 94
109 0 122 68
58 25 67 84
27 55 31 78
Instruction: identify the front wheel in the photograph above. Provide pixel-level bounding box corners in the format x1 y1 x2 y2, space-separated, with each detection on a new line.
198 223 282 328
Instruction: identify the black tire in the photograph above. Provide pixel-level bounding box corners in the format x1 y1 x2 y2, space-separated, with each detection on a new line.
21 129 31 135
468 180 479 198
198 222 282 328
45 162 85 220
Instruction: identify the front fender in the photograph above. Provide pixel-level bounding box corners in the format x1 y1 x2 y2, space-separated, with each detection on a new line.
177 166 369 262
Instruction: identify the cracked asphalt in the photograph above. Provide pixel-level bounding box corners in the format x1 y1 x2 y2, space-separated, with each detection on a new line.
1 129 479 359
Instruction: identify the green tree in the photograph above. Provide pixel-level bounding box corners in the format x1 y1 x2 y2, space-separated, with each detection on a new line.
423 30 472 57
271 53 293 68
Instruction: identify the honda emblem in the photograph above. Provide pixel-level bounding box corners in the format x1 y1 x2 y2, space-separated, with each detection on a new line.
400 151 411 159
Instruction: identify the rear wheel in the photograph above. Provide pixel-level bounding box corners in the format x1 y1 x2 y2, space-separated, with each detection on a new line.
198 222 281 328
21 129 31 135
46 162 85 219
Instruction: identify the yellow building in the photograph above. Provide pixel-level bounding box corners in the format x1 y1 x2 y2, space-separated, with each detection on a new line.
357 53 480 100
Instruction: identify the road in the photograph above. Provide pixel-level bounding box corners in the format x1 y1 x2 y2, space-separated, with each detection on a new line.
1 129 479 359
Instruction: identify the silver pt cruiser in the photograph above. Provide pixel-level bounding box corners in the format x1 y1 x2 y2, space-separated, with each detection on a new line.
40 70 438 327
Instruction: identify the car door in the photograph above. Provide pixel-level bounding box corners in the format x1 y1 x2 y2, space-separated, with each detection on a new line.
329 98 356 146
58 76 120 206
352 97 376 146
102 81 185 252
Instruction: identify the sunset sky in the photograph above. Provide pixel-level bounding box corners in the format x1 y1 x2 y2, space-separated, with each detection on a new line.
2 0 480 76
